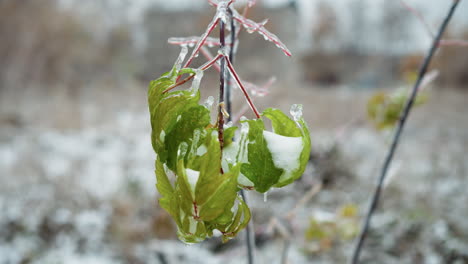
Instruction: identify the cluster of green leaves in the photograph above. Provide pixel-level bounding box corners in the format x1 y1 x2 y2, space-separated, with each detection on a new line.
367 89 427 130
304 204 359 253
148 65 311 243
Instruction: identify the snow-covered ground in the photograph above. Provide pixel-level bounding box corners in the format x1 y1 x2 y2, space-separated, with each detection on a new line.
1 87 467 263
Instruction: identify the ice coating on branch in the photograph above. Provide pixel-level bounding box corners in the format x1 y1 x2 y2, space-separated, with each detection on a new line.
175 46 188 71
216 1 231 24
191 69 204 93
203 96 215 110
186 169 200 197
263 131 303 183
290 104 303 122
218 46 230 57
184 10 221 68
231 8 292 57
168 36 221 47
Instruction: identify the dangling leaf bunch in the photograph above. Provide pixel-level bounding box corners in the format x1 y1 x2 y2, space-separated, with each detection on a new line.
148 0 311 243
367 70 437 130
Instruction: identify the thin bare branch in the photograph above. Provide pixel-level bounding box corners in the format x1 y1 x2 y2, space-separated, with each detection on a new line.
350 1 462 263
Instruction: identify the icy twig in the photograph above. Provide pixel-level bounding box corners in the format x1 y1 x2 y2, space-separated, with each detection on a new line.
169 36 221 47
181 17 220 73
231 8 292 57
244 76 276 97
200 44 275 98
163 54 223 93
350 1 462 263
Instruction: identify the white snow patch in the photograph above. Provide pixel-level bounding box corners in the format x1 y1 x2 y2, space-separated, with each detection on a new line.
196 145 207 156
263 131 303 183
185 169 200 196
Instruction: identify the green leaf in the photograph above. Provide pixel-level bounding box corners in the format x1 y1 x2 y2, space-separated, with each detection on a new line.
367 90 428 130
262 107 311 188
205 194 251 243
148 67 199 163
223 126 238 147
164 104 210 170
195 130 223 205
155 158 181 226
240 119 283 193
262 108 302 137
237 107 311 192
198 164 240 221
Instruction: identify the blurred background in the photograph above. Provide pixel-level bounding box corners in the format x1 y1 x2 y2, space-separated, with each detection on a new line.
1 0 468 263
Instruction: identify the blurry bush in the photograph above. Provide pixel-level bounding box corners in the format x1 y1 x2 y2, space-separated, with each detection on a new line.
0 0 136 97
432 31 468 88
304 204 359 254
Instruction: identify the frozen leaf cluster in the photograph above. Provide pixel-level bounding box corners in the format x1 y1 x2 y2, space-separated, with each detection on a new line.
148 65 310 243
148 0 310 244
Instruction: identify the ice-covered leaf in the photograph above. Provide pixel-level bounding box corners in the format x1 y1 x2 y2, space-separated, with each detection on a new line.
264 107 311 188
155 158 180 225
237 107 311 192
199 164 240 221
223 126 237 147
207 194 251 243
240 119 283 193
164 104 210 170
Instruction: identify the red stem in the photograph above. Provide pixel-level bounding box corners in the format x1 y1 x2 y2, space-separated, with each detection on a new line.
163 54 223 93
224 55 261 119
176 17 220 82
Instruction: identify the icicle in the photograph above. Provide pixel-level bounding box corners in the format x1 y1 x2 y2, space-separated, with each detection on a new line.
203 96 215 110
263 192 268 202
175 45 188 72
177 142 188 157
224 121 233 128
190 69 204 93
188 129 201 159
240 121 249 134
290 104 303 122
